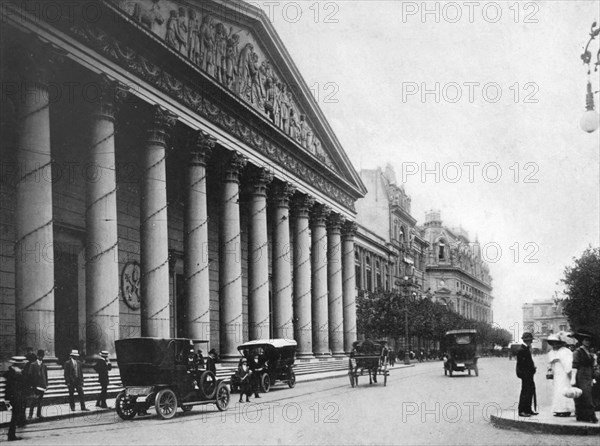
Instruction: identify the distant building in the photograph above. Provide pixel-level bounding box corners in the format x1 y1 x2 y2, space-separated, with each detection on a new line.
421 211 494 322
522 300 569 340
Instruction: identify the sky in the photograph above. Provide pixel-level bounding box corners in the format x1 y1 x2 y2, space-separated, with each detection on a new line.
248 0 600 336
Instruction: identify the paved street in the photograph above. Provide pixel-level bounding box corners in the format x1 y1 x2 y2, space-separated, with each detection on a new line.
5 357 598 445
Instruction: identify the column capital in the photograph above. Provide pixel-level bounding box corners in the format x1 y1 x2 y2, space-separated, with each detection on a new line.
310 203 331 227
342 220 358 238
222 151 248 183
327 213 344 233
12 40 64 86
270 182 297 208
248 166 274 196
92 74 129 122
291 193 315 218
189 130 215 166
147 105 177 147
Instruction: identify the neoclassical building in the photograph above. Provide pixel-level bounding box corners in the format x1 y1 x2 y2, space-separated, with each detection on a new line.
0 0 366 364
354 166 428 296
422 211 493 322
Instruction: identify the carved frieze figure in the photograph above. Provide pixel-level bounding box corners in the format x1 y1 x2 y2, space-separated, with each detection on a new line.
289 107 300 141
278 83 290 133
214 22 227 84
313 137 323 158
305 126 314 153
264 77 276 121
188 8 201 64
165 8 187 54
200 15 215 75
237 42 254 98
133 0 164 33
249 52 265 107
225 31 240 89
299 114 309 148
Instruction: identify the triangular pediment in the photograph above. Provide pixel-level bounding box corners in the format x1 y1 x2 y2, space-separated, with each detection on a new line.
111 0 365 199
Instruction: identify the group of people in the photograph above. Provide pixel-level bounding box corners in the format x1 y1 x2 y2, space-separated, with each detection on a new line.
3 348 113 441
234 354 264 403
516 329 599 423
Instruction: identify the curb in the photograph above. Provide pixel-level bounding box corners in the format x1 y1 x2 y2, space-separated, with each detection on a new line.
490 414 600 436
1 364 416 429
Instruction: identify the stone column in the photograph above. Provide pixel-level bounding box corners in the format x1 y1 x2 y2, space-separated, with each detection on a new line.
85 76 123 355
219 151 247 360
342 220 358 353
140 106 176 337
271 182 296 339
292 194 315 358
184 130 214 341
310 203 331 357
327 213 344 357
247 166 273 340
12 45 60 356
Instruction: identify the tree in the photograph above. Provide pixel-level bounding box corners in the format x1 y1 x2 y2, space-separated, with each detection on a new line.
561 246 600 340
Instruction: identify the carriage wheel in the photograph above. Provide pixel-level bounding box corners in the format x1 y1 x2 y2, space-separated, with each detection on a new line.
215 382 230 411
115 392 136 420
155 389 178 419
260 373 271 393
288 370 296 388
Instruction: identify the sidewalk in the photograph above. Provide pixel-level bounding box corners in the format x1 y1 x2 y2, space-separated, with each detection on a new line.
0 363 414 429
490 407 600 435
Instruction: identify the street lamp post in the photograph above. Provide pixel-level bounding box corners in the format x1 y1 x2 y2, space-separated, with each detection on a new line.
402 275 411 365
580 22 600 133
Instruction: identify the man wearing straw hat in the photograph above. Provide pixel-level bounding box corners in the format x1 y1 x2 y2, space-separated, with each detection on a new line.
93 351 112 408
63 349 89 412
3 356 28 441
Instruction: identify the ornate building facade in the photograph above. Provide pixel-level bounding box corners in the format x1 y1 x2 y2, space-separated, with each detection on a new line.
0 0 366 364
354 166 428 297
522 299 569 341
422 211 493 322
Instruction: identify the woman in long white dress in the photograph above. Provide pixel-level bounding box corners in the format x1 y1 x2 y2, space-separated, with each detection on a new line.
546 334 575 417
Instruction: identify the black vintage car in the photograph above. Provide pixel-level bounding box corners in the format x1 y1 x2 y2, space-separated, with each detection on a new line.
230 339 297 393
442 329 480 377
114 337 230 420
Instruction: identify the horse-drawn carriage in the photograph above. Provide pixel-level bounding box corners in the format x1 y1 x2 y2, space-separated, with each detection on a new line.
348 340 390 387
114 337 230 420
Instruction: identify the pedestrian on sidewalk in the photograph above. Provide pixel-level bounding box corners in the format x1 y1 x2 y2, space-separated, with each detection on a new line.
546 333 574 417
570 330 598 423
516 332 538 417
93 351 112 408
4 356 28 441
63 349 89 412
27 349 48 419
235 358 252 403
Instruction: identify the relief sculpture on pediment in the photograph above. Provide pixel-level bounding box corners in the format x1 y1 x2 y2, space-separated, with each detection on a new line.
115 0 335 170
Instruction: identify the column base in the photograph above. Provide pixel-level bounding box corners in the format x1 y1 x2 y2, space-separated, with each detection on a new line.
332 351 346 358
296 352 315 360
313 352 332 359
219 354 243 364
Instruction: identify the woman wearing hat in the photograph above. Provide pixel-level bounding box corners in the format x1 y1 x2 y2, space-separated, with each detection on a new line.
235 358 252 403
546 334 574 417
570 330 598 423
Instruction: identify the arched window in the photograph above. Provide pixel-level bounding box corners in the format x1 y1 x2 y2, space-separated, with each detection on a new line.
438 239 446 260
375 260 382 290
365 256 372 291
355 251 362 290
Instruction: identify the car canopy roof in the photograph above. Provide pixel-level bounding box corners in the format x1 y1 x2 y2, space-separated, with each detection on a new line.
237 339 297 350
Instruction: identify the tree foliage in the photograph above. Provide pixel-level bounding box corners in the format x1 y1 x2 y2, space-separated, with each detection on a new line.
356 290 511 348
561 246 600 340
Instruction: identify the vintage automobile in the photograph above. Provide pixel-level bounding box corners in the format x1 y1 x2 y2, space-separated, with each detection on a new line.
230 339 297 393
442 329 480 377
114 337 230 420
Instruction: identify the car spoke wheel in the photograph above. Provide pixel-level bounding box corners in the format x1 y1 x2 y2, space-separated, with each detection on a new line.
155 389 177 419
288 370 296 388
215 383 230 411
260 373 271 393
199 371 217 399
115 392 136 420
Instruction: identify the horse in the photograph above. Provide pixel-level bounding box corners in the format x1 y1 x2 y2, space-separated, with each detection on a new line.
351 340 384 385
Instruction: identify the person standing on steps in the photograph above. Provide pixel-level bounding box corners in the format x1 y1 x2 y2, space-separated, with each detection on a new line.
63 349 89 412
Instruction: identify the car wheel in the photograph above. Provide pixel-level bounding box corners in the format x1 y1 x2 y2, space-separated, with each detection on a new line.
215 382 230 412
199 371 217 400
115 392 136 420
155 389 178 420
260 373 271 393
287 370 296 388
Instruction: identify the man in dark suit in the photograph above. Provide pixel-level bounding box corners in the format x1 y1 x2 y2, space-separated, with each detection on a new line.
248 353 263 398
63 349 88 411
27 349 48 419
516 332 538 417
4 356 28 441
93 351 112 408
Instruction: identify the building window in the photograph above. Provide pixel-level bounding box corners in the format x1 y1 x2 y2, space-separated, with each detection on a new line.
385 265 390 291
438 239 446 260
375 260 382 290
355 251 362 290
366 256 372 291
